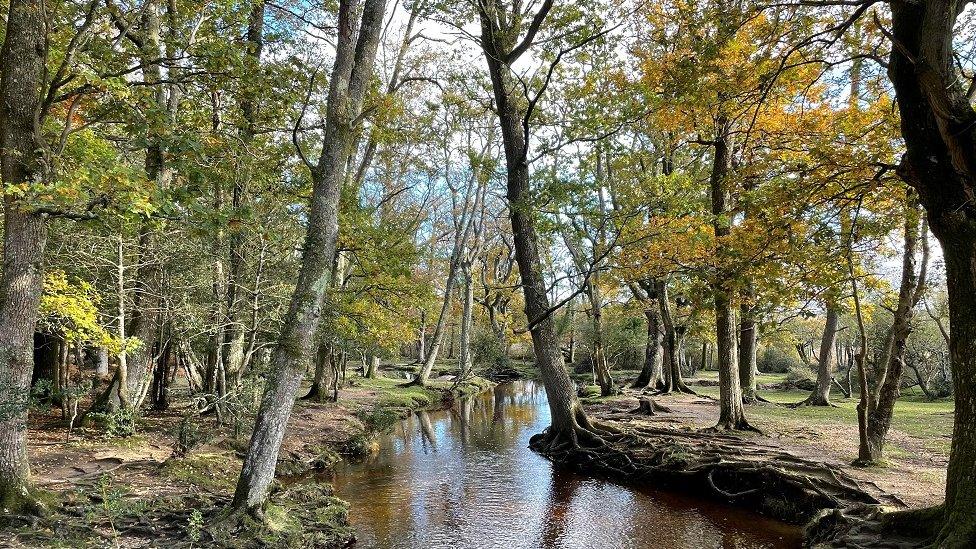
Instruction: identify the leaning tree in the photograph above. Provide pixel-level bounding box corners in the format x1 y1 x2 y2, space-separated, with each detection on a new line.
230 0 388 517
471 0 619 451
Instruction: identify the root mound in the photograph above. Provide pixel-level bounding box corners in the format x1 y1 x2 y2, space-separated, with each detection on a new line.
529 421 898 526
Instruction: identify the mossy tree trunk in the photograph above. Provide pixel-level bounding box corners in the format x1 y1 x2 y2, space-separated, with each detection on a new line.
0 0 48 514
477 0 604 446
709 122 750 430
231 0 387 516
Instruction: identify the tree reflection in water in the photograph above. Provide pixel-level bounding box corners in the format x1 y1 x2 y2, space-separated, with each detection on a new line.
331 381 802 548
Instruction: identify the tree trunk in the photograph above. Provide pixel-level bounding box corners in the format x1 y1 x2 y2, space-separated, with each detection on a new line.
633 304 664 389
886 2 976 541
414 168 488 384
221 0 265 392
303 343 335 403
0 0 48 514
739 303 758 402
657 280 694 394
365 354 379 379
479 6 595 445
150 331 173 411
417 309 427 362
710 124 749 430
415 280 457 383
458 261 475 378
865 200 925 462
207 175 228 420
96 348 110 377
848 230 873 467
587 280 614 396
802 307 839 406
124 0 175 411
231 0 386 516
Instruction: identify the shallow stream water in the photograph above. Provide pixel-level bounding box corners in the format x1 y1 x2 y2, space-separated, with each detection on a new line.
332 380 803 548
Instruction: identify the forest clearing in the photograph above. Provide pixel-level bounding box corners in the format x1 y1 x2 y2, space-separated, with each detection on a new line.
1 0 974 547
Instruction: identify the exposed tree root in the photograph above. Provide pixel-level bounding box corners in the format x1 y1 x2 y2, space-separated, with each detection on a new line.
851 456 880 468
631 397 673 416
529 419 894 527
706 419 765 435
743 393 775 405
209 483 355 548
652 384 698 397
631 378 664 391
805 503 962 548
790 395 840 408
0 485 51 526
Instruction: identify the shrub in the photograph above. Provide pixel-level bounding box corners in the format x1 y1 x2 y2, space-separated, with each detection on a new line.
90 408 138 437
175 414 209 456
785 364 817 391
758 345 803 374
472 329 509 370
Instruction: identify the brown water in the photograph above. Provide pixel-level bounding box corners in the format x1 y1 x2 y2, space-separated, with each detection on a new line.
332 380 803 548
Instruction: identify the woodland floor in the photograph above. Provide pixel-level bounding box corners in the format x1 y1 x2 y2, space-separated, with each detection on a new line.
0 366 952 547
1 366 490 548
586 370 953 510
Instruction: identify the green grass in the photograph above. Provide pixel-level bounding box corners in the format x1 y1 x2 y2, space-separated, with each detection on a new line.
354 374 493 410
693 370 789 385
693 381 954 455
355 376 438 408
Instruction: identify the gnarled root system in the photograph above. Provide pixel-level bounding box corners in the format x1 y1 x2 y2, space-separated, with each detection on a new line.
530 420 897 527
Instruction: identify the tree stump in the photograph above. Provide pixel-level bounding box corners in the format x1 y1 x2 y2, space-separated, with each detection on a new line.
633 397 673 415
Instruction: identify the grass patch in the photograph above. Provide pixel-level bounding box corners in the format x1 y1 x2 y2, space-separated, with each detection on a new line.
694 384 955 457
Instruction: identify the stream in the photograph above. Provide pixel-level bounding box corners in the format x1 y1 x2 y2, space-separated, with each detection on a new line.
332 380 803 548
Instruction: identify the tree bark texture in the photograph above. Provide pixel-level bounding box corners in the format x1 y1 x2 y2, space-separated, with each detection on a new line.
709 125 748 430
0 0 49 513
479 3 592 441
231 0 387 515
887 1 976 543
865 201 925 461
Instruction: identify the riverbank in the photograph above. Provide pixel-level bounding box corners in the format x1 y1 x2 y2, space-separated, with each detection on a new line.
4 365 950 548
593 371 951 508
332 378 805 548
556 370 953 547
2 367 492 548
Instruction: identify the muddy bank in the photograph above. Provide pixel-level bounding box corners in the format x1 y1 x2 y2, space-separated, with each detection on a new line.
3 371 493 548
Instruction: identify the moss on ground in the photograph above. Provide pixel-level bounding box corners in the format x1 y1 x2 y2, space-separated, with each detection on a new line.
11 472 355 548
333 373 495 458
210 484 354 548
163 450 241 492
13 368 496 548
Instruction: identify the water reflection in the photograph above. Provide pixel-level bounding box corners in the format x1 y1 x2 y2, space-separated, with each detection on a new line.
332 381 802 548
